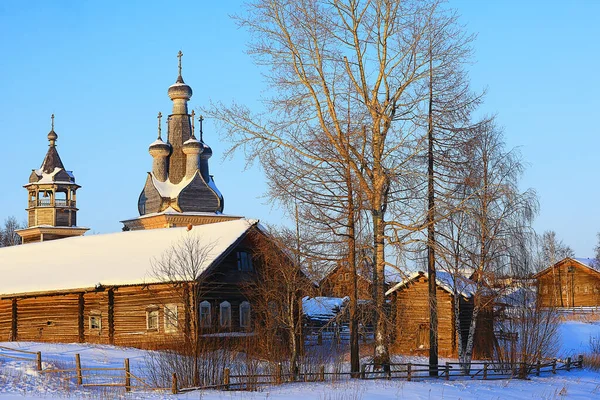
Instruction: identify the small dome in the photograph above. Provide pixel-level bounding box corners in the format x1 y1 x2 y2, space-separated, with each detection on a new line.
47 129 58 143
149 138 171 156
183 137 203 154
200 142 213 159
168 76 193 101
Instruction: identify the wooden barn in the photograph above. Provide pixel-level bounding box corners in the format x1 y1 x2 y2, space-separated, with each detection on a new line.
386 271 494 359
0 219 269 347
535 257 600 307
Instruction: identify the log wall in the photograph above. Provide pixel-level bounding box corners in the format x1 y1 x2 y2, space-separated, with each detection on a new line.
320 267 372 300
393 276 455 357
17 294 80 342
0 299 12 341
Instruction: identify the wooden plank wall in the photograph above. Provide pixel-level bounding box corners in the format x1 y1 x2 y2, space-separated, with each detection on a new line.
393 277 455 357
83 291 110 344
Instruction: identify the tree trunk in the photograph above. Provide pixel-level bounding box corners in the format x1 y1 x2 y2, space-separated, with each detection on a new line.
427 52 439 377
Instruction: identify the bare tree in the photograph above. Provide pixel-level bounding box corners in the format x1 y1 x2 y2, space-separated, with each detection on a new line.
0 216 23 247
150 232 216 386
208 0 477 366
247 226 314 377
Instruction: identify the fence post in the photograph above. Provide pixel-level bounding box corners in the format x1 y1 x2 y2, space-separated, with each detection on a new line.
566 357 571 372
578 354 584 368
536 360 540 377
552 359 557 374
36 352 42 371
483 363 488 380
172 373 178 394
317 331 323 345
407 363 412 382
75 354 82 385
360 364 366 380
224 368 230 390
276 363 282 385
124 358 131 392
519 362 526 379
445 362 450 381
319 365 325 382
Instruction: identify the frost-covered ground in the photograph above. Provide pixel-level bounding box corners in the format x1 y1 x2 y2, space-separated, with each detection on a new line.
0 320 599 399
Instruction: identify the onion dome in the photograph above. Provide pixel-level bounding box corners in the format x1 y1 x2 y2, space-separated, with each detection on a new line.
168 51 192 101
149 111 171 156
149 138 171 157
200 142 213 159
182 136 203 154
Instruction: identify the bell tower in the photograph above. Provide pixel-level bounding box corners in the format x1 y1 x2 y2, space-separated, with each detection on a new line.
16 115 89 244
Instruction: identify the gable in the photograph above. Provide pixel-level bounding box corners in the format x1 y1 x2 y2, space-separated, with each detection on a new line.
535 257 600 280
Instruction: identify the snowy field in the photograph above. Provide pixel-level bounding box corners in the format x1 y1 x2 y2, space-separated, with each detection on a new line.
0 321 598 399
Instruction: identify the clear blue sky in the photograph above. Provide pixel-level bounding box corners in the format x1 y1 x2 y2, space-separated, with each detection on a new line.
0 1 598 256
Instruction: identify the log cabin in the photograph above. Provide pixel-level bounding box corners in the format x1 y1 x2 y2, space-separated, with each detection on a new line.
386 271 494 359
535 257 600 307
319 263 373 300
0 219 269 347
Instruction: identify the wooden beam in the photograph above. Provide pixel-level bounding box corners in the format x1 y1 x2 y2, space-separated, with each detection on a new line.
11 298 17 341
78 293 84 343
108 289 115 345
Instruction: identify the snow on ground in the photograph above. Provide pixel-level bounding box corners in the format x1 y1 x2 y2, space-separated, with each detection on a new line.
558 321 600 357
1 320 600 399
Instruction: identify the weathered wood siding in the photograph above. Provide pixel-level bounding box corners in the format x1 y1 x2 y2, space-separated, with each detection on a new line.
538 259 600 307
393 276 456 357
0 299 12 341
83 291 110 344
17 294 80 342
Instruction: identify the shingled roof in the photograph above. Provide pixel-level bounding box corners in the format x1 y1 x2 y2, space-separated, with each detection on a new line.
40 144 65 174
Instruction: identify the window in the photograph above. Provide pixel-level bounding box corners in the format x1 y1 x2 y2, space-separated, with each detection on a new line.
200 301 211 328
237 251 254 272
338 274 344 282
89 315 101 330
240 301 251 329
146 308 159 330
220 301 231 328
345 273 350 281
585 286 589 294
164 304 178 333
416 323 429 349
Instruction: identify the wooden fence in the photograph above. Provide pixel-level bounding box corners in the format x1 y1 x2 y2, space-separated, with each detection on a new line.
220 356 584 391
0 345 586 394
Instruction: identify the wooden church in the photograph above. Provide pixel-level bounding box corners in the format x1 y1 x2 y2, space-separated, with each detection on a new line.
0 53 269 347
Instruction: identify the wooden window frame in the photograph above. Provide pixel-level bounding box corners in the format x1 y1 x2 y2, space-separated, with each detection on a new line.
89 315 101 330
200 301 212 328
220 301 231 328
237 251 254 272
164 304 178 333
240 301 251 329
146 307 159 331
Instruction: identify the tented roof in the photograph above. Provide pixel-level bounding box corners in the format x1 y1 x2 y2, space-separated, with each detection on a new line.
0 219 258 296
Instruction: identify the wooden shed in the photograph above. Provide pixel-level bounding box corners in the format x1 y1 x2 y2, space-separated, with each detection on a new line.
386 271 494 359
0 219 271 348
535 257 600 307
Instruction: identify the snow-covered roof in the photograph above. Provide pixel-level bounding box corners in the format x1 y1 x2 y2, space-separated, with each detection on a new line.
302 296 348 321
0 219 258 296
385 270 477 298
574 258 600 271
535 257 600 278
